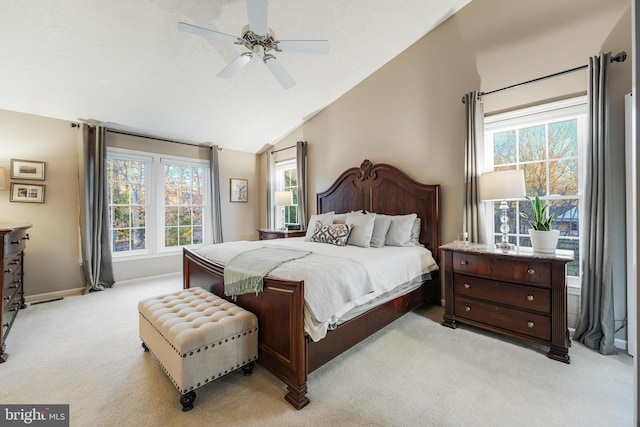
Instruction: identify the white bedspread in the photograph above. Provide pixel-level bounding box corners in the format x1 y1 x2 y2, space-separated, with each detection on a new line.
196 237 438 341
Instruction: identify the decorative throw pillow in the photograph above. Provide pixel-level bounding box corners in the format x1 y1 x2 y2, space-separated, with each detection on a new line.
346 212 376 248
310 221 352 246
304 212 335 241
369 214 392 248
385 213 418 247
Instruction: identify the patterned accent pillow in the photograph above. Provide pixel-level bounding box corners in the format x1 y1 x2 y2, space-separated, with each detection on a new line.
310 221 352 246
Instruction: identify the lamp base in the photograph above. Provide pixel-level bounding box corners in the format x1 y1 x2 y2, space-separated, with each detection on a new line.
496 242 515 250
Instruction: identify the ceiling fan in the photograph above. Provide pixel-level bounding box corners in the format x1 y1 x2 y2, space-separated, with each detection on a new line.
178 0 329 89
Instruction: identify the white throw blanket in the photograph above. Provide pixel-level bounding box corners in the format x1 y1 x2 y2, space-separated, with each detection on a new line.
196 238 438 341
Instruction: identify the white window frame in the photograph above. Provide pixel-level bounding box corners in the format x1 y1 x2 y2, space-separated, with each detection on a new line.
107 147 211 260
274 159 299 228
483 96 587 288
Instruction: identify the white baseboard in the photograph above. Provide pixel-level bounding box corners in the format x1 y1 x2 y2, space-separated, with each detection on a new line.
25 288 83 304
25 272 182 305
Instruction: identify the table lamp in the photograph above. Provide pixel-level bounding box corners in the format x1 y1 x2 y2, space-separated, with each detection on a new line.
480 169 526 249
274 191 293 230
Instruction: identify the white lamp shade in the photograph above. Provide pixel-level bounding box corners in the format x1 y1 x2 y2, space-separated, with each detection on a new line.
274 191 293 206
0 167 5 190
480 169 526 201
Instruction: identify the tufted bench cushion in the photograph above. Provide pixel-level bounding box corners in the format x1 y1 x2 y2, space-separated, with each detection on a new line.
139 287 258 411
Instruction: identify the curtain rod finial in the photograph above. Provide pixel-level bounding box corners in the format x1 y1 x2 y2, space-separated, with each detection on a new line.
612 51 627 63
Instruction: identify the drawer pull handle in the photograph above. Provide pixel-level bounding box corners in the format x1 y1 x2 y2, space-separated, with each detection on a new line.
10 240 20 245
2 323 8 328
23 234 29 241
9 260 19 265
465 306 471 312
464 283 470 289
527 268 535 276
527 321 535 328
3 296 10 302
527 295 534 301
460 260 469 265
4 269 11 274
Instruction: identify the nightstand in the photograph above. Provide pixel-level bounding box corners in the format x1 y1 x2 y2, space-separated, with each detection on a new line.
257 228 306 240
441 242 573 363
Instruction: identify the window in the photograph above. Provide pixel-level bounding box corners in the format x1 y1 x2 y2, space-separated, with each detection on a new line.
107 148 209 257
274 159 299 228
484 97 586 281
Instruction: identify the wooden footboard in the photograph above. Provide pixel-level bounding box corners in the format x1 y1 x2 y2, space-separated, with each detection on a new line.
183 247 310 409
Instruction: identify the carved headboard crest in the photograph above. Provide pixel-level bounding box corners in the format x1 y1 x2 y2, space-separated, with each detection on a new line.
356 159 377 182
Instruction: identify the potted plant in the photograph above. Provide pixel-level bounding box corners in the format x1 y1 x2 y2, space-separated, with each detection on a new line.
520 196 560 254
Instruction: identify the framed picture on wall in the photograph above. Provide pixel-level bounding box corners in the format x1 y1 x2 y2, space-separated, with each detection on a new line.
10 183 45 203
230 178 248 203
10 159 46 181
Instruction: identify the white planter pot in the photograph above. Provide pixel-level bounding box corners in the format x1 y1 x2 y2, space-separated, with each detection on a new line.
528 229 560 254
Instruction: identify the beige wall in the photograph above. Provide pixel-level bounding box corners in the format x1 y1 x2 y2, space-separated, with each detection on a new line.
0 109 84 297
262 0 632 331
0 109 258 293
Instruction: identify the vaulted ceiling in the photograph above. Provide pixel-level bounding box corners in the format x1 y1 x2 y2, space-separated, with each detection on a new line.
0 0 471 153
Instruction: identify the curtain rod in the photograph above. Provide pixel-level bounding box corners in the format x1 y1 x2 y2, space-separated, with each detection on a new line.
270 144 296 154
462 51 627 103
104 128 222 150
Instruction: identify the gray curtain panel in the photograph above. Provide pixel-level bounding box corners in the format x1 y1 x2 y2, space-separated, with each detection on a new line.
266 150 275 229
210 146 224 244
78 123 114 293
296 141 308 230
462 91 488 244
573 52 618 355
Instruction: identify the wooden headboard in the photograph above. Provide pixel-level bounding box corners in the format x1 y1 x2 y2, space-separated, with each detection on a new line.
317 159 441 261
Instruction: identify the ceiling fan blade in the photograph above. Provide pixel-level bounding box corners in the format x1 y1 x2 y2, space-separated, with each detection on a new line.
275 40 330 54
178 22 241 44
217 54 252 79
264 57 295 89
246 0 268 36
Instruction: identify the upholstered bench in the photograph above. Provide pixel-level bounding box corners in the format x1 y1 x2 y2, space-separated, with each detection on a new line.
138 287 258 411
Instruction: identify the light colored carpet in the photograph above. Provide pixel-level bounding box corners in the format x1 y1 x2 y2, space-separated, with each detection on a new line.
0 274 633 427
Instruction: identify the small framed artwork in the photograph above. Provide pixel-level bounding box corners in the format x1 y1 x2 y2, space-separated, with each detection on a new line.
10 183 45 203
230 178 248 203
10 159 46 181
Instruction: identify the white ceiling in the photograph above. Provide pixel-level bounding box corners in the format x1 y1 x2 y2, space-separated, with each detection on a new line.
0 0 470 153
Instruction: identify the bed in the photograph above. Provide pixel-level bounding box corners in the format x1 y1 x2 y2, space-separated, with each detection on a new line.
183 159 441 409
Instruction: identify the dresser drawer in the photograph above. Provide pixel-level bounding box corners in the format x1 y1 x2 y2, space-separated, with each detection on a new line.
453 273 551 313
3 229 29 258
3 254 22 284
455 296 551 341
452 252 551 285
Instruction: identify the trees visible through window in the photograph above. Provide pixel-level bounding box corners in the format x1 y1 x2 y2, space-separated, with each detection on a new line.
107 148 209 257
484 97 585 278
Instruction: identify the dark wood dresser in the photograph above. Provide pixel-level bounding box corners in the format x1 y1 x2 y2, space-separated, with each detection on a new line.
1 223 32 363
257 228 306 240
441 242 573 363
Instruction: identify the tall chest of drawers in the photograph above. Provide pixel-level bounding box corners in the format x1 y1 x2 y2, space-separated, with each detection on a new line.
1 223 32 363
441 242 573 363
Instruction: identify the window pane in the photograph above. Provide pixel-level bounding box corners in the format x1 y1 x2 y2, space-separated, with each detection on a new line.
519 125 546 162
113 229 130 252
179 227 192 246
165 227 178 247
549 158 578 196
132 207 145 227
133 229 145 250
193 226 203 244
179 207 192 226
558 238 580 277
523 162 546 196
548 119 578 159
165 207 178 226
113 206 130 228
113 182 129 204
192 207 203 226
493 130 516 165
550 199 579 237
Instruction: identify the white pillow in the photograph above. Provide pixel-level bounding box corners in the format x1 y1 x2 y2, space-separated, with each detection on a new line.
346 212 376 248
410 218 423 247
304 212 335 241
385 213 418 247
370 214 392 248
332 213 348 224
